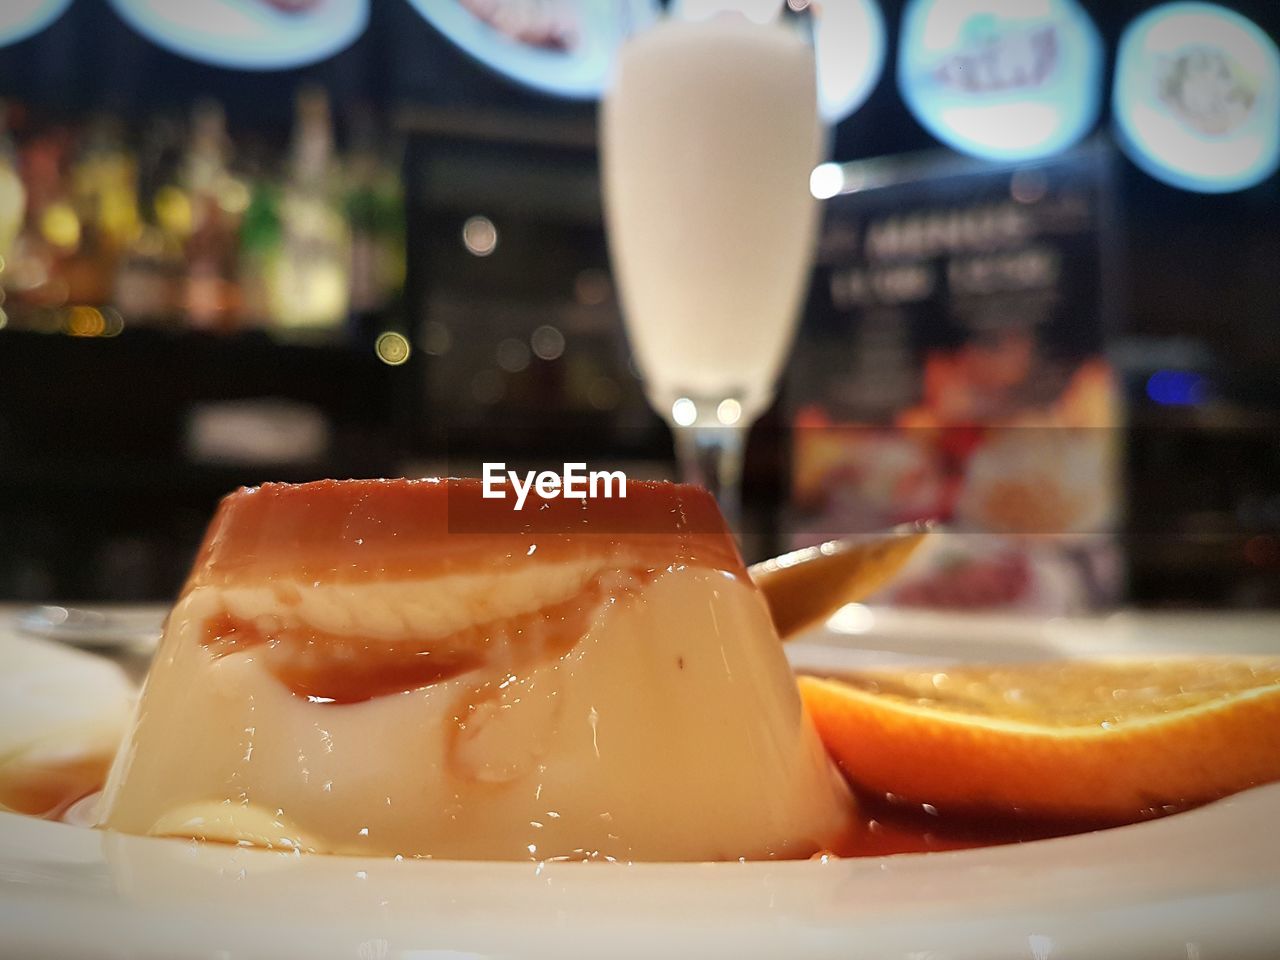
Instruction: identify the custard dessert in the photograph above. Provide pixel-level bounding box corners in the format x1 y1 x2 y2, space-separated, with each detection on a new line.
98 478 854 860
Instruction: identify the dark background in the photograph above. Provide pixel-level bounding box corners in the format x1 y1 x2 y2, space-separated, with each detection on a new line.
0 0 1277 604
0 0 1274 352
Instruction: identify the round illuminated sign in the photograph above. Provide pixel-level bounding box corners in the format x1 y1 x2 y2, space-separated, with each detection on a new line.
108 0 368 71
406 0 660 100
1114 2 1280 194
813 0 888 123
0 0 72 49
898 0 1103 161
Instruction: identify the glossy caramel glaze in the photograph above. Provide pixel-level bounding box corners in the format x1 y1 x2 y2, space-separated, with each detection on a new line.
66 753 1139 857
188 478 746 590
202 570 655 704
833 790 1132 857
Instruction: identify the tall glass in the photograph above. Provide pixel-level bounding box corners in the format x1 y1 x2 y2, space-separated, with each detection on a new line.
602 14 823 526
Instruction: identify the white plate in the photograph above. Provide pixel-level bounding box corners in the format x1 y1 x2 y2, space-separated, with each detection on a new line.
12 604 163 651
2 609 1279 959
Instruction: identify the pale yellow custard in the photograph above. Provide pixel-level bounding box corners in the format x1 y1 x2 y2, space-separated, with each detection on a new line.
99 479 854 860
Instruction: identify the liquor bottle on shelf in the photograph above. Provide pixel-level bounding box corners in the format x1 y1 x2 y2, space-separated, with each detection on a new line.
10 126 81 315
0 101 27 274
345 106 405 326
180 100 246 333
60 114 136 307
113 116 186 325
267 87 351 338
73 115 140 256
236 142 282 331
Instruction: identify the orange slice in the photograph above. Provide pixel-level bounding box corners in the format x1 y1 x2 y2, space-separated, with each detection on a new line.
799 659 1280 821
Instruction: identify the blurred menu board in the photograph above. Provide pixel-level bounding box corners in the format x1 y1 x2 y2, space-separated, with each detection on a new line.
788 146 1122 612
0 0 71 49
108 0 368 70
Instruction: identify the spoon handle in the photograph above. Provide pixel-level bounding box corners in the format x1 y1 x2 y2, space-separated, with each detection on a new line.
750 523 931 640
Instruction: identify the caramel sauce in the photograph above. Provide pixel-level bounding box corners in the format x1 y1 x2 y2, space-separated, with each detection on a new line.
201 570 656 704
189 479 749 706
0 756 113 821
35 763 1175 855
829 790 1132 858
202 613 483 703
187 478 746 591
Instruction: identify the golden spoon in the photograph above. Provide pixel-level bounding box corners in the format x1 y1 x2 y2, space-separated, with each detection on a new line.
750 522 932 639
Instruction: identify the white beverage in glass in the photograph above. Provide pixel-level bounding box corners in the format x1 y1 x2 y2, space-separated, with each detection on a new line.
602 13 823 521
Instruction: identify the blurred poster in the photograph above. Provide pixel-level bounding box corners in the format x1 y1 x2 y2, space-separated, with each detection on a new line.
1113 2 1280 194
898 0 1103 162
406 0 659 99
788 146 1122 612
0 0 72 49
108 0 368 70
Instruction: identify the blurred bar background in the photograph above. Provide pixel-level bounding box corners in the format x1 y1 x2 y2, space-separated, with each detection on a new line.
0 0 1275 608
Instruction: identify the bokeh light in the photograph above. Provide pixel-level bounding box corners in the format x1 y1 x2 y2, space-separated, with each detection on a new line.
810 162 845 200
716 398 743 425
1146 369 1208 406
374 331 411 366
65 306 106 338
462 216 498 257
530 324 565 361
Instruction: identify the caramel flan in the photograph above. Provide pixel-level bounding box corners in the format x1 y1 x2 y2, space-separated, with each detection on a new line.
98 479 854 860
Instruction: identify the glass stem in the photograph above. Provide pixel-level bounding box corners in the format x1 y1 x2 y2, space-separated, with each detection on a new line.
674 425 746 531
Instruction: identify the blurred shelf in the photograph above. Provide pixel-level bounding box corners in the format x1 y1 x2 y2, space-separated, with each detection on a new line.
0 325 409 470
0 456 385 496
0 325 400 406
395 104 597 150
0 324 366 356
